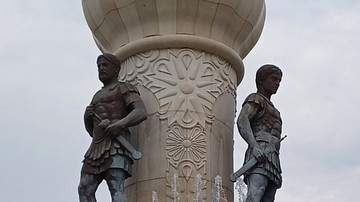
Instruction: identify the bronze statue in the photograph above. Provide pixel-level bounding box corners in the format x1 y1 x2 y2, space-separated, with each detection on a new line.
78 53 147 202
233 64 284 202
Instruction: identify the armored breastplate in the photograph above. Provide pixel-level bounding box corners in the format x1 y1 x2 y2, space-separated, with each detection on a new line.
247 94 282 139
91 83 129 141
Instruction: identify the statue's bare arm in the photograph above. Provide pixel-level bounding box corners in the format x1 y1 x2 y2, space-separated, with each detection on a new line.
84 105 94 137
105 101 147 135
237 103 266 162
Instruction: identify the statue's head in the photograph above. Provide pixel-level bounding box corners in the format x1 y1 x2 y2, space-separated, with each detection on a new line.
255 64 282 94
96 53 121 83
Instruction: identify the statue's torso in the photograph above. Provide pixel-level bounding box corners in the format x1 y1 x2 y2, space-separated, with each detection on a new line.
242 93 283 187
91 83 131 141
82 82 141 175
244 93 282 150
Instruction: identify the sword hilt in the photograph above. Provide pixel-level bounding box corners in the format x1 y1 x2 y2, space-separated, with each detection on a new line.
230 173 239 183
131 150 142 160
280 135 287 142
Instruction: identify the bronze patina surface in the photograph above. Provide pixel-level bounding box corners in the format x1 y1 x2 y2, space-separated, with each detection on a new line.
78 53 147 202
236 65 284 202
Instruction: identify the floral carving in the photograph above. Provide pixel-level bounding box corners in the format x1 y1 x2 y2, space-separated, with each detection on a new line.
120 49 237 128
167 124 206 169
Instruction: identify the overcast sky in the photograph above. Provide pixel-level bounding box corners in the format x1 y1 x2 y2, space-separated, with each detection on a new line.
0 1 359 202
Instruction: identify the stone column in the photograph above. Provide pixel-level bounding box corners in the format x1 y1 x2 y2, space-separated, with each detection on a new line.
82 1 266 201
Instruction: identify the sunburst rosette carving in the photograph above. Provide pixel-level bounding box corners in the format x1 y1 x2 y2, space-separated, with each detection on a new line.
165 123 208 201
119 49 237 128
166 124 206 166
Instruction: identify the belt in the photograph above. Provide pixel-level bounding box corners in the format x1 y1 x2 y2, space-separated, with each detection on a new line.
255 131 281 153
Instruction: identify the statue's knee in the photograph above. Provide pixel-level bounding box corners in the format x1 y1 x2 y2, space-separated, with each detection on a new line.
78 184 95 196
111 190 127 202
246 185 266 202
246 197 254 202
246 196 260 202
109 186 125 195
78 184 86 195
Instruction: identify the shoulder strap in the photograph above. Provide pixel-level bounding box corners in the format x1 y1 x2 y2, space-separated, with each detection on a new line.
118 82 140 95
243 93 267 120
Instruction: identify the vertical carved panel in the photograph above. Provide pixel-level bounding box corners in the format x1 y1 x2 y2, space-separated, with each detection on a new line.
120 48 236 201
165 123 207 201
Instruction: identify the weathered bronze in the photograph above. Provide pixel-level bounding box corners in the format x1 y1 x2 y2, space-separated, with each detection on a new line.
78 53 147 202
235 64 283 202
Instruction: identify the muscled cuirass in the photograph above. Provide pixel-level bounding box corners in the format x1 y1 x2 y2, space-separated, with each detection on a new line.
251 98 282 139
244 93 282 150
91 83 131 142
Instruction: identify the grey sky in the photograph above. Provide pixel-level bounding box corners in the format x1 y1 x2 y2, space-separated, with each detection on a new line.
0 1 359 202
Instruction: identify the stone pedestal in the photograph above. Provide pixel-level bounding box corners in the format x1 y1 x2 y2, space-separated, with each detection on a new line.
82 0 266 201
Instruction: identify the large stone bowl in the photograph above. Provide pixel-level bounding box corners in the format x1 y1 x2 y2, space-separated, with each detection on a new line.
82 0 266 84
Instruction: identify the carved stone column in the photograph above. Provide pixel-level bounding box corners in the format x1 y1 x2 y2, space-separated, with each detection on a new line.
82 1 266 201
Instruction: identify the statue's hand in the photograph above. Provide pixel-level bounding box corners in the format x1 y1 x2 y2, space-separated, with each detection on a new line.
105 121 124 138
253 145 266 162
85 105 94 118
98 119 111 129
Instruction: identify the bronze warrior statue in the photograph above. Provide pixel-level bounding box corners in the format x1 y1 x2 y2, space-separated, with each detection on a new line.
78 53 147 202
235 64 284 202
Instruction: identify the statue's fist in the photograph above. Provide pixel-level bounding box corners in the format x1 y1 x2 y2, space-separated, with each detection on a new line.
98 119 111 129
85 105 94 117
253 145 266 162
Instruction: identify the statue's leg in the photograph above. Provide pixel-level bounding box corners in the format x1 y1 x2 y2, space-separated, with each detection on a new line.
105 168 127 202
260 183 277 202
78 172 102 202
245 173 268 202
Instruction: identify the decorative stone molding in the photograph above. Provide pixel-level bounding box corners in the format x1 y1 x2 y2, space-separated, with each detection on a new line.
82 0 265 58
82 0 266 84
120 48 237 128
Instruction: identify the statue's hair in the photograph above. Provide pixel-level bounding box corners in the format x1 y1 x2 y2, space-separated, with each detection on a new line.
255 64 282 88
97 53 121 71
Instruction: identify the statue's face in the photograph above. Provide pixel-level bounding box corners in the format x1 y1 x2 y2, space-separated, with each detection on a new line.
262 72 282 95
97 58 118 83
